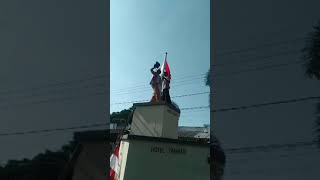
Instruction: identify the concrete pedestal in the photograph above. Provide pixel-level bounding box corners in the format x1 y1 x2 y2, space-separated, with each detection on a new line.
130 102 180 139
118 135 210 180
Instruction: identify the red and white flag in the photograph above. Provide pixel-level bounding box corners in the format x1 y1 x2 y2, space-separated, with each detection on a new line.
161 52 171 80
110 144 120 180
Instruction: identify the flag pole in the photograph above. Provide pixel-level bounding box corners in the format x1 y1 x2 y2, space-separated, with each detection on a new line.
161 52 167 77
165 52 167 61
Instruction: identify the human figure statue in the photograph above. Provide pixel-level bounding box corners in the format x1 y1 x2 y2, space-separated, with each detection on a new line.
150 62 162 102
161 71 171 104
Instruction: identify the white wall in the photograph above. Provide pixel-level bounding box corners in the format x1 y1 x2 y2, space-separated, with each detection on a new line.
120 139 210 180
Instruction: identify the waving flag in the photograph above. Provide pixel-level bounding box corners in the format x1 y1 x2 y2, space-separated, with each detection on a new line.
110 144 120 180
161 52 171 80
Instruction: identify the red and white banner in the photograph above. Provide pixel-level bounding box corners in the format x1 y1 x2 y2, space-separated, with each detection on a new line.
161 53 171 80
110 144 120 180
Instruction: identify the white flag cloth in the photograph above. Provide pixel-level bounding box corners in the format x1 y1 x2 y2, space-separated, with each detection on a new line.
110 145 120 180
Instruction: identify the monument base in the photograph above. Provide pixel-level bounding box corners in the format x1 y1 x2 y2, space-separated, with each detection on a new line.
117 135 210 180
130 102 180 139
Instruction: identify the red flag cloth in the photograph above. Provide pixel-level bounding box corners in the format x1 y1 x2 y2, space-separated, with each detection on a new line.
110 145 120 180
161 54 171 80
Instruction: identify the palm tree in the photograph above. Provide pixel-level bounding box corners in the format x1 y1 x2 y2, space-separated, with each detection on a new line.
302 20 320 147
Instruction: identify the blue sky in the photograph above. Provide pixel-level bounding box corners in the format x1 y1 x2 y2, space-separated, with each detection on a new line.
110 0 210 127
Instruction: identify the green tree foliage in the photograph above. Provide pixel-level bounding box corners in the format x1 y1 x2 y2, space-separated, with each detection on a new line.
316 102 320 147
302 20 320 79
0 141 76 180
206 69 211 86
302 20 320 147
110 107 133 125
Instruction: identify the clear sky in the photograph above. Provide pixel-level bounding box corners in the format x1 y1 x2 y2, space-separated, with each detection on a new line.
110 0 210 127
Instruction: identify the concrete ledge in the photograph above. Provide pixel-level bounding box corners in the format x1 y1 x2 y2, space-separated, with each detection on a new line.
122 134 210 146
133 101 181 114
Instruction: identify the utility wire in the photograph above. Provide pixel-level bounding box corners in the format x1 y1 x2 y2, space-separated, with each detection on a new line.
216 37 304 57
111 37 305 92
1 95 320 137
213 49 301 68
213 60 303 79
113 51 302 95
0 82 106 101
112 79 208 96
227 150 319 163
112 46 302 92
181 105 210 111
111 74 207 94
111 72 208 92
113 59 301 96
112 59 302 98
113 94 320 112
0 123 108 137
211 95 320 113
0 55 299 100
0 74 106 96
225 140 317 154
111 92 210 105
111 59 306 104
0 91 107 110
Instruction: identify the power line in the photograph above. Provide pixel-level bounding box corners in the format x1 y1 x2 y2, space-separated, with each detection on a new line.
181 105 210 111
0 82 106 102
112 60 301 96
111 91 210 105
173 91 209 98
113 39 303 92
213 49 301 68
112 48 302 94
227 149 319 163
211 95 320 113
112 52 302 96
0 74 106 96
0 53 307 111
112 48 300 93
111 72 207 92
111 79 208 96
213 60 303 79
0 107 209 137
1 94 320 137
225 140 317 154
216 37 304 57
0 48 294 99
111 99 147 105
111 95 320 121
130 94 320 113
112 54 299 94
112 60 302 97
0 38 296 97
0 91 107 110
181 108 210 114
0 123 108 137
111 73 207 94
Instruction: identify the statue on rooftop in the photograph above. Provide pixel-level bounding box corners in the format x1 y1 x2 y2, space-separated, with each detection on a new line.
150 62 162 102
161 71 171 104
